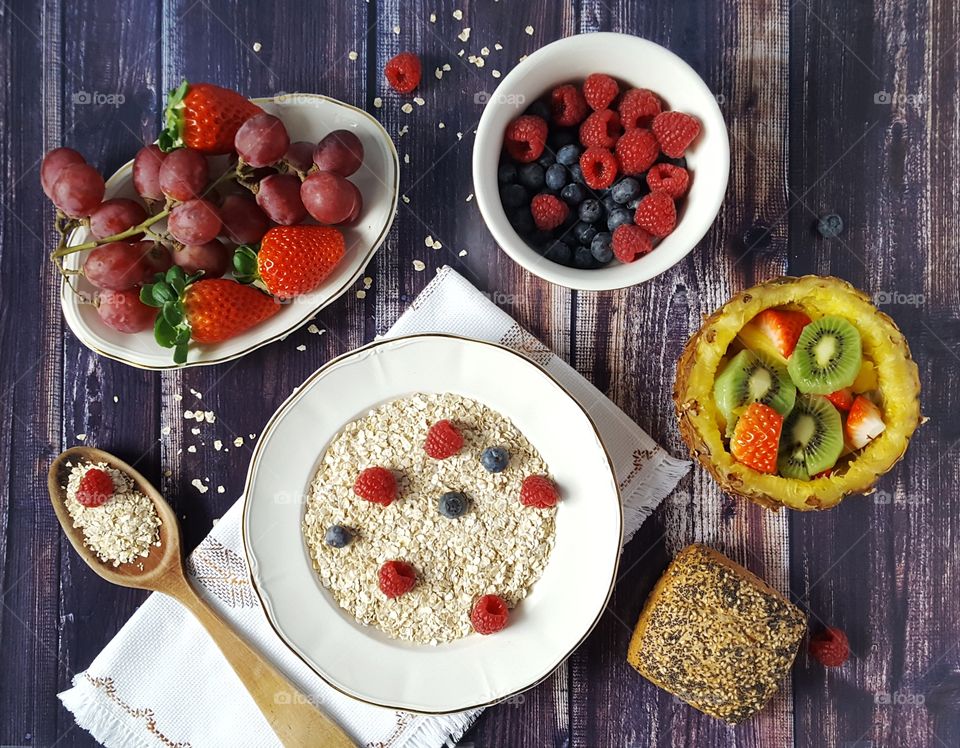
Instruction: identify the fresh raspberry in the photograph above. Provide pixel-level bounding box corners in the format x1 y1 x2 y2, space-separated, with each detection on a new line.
353 466 397 506
378 560 416 598
633 191 677 237
618 88 662 129
646 163 690 198
504 115 548 163
520 475 559 508
76 468 114 508
582 73 619 111
579 109 622 149
578 147 618 190
530 193 569 231
652 111 702 158
550 84 588 126
614 128 659 175
424 419 464 459
470 594 510 634
612 224 653 263
384 52 422 94
809 627 850 667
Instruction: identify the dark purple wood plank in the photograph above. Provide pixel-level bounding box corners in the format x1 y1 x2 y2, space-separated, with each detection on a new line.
789 2 960 747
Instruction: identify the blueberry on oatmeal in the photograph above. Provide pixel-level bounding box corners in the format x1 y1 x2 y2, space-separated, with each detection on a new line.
438 491 469 519
481 446 510 473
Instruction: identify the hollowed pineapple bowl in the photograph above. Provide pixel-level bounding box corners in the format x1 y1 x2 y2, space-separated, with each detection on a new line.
674 275 922 511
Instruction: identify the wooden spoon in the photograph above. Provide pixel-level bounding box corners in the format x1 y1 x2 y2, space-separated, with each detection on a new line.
48 446 355 748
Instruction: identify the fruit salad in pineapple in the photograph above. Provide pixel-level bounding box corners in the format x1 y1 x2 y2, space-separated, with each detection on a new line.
674 276 922 511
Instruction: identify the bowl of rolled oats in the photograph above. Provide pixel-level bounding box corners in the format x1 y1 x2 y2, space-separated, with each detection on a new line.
242 334 622 713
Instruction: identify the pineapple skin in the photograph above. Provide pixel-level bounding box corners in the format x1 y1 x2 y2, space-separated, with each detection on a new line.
673 275 922 511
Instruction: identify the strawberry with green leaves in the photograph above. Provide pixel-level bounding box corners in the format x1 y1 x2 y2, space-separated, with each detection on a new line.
233 225 346 299
159 81 263 154
141 266 279 364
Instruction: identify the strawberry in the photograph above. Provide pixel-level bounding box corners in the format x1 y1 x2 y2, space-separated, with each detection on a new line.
651 111 702 158
140 267 279 363
233 225 345 299
845 395 886 449
76 468 114 508
730 402 783 474
159 81 263 154
825 388 854 412
751 308 812 358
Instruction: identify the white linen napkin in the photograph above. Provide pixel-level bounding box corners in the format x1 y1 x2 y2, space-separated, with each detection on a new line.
59 266 690 748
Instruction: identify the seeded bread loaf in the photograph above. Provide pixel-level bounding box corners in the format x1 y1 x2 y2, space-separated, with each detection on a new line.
627 544 806 724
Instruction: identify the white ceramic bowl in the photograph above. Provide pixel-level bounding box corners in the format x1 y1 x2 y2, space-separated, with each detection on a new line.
242 334 623 713
61 93 399 369
473 33 729 291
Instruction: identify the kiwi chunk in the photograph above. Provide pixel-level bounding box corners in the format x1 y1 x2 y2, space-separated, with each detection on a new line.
713 350 797 431
777 395 843 479
787 315 862 394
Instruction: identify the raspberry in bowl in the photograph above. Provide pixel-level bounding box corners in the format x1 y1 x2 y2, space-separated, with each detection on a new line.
473 33 729 291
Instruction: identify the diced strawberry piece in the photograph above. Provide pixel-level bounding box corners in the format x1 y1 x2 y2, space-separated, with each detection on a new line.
825 388 854 412
752 308 812 358
730 402 783 474
845 396 885 449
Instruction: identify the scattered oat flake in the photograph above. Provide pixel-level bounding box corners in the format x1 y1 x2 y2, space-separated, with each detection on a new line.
398 125 409 136
161 426 171 436
403 154 410 164
187 445 197 453
356 290 367 300
190 388 202 399
443 63 451 71
214 439 223 451
495 42 503 50
465 193 473 202
204 411 215 423
76 434 86 442
438 121 445 129
234 436 244 447
363 276 373 288
480 46 490 55
435 68 443 80
392 25 400 34
191 478 208 494
173 393 182 401
401 103 413 114
476 57 485 68
296 344 307 351
492 70 501 78
458 27 471 42
413 260 426 271
373 96 383 108
252 41 262 52
217 486 225 494
453 9 463 19
432 240 442 249
113 396 119 403
458 49 465 57
348 51 358 61
414 96 425 106
456 132 463 140
459 250 468 257
525 25 534 35
249 433 257 440
424 235 434 247
191 427 200 436
401 194 410 203
429 12 436 22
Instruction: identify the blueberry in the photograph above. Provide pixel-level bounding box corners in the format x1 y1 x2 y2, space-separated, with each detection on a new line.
573 245 599 268
573 221 598 245
560 230 579 247
438 491 469 519
545 163 568 192
591 232 614 264
611 177 641 204
626 195 644 211
497 162 517 184
518 163 545 191
743 222 772 249
568 163 585 185
549 128 577 149
544 241 573 265
525 100 551 120
816 213 844 238
509 208 535 235
560 182 586 205
500 183 528 209
579 198 602 224
556 144 582 166
601 194 618 214
537 150 556 169
324 525 352 548
607 208 632 232
528 229 553 246
481 446 510 472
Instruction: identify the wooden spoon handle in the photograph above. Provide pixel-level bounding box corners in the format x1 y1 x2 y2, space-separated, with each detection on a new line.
169 577 355 747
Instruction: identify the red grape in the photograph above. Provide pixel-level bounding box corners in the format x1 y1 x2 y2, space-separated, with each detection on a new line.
97 288 157 333
313 130 364 176
159 148 209 201
51 163 106 218
284 140 315 173
300 171 358 225
235 113 290 167
83 242 155 290
219 194 270 244
172 239 231 278
256 174 307 225
139 241 173 275
89 198 148 239
167 199 222 245
41 147 86 200
132 144 166 200
346 182 363 223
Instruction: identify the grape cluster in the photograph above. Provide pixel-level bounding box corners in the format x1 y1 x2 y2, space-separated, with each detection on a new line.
43 99 368 338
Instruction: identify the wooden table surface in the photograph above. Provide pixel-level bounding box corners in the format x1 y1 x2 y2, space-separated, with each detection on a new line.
2 1 958 746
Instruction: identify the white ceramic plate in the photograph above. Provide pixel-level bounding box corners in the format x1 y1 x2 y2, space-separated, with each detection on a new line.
60 93 399 369
242 334 622 713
